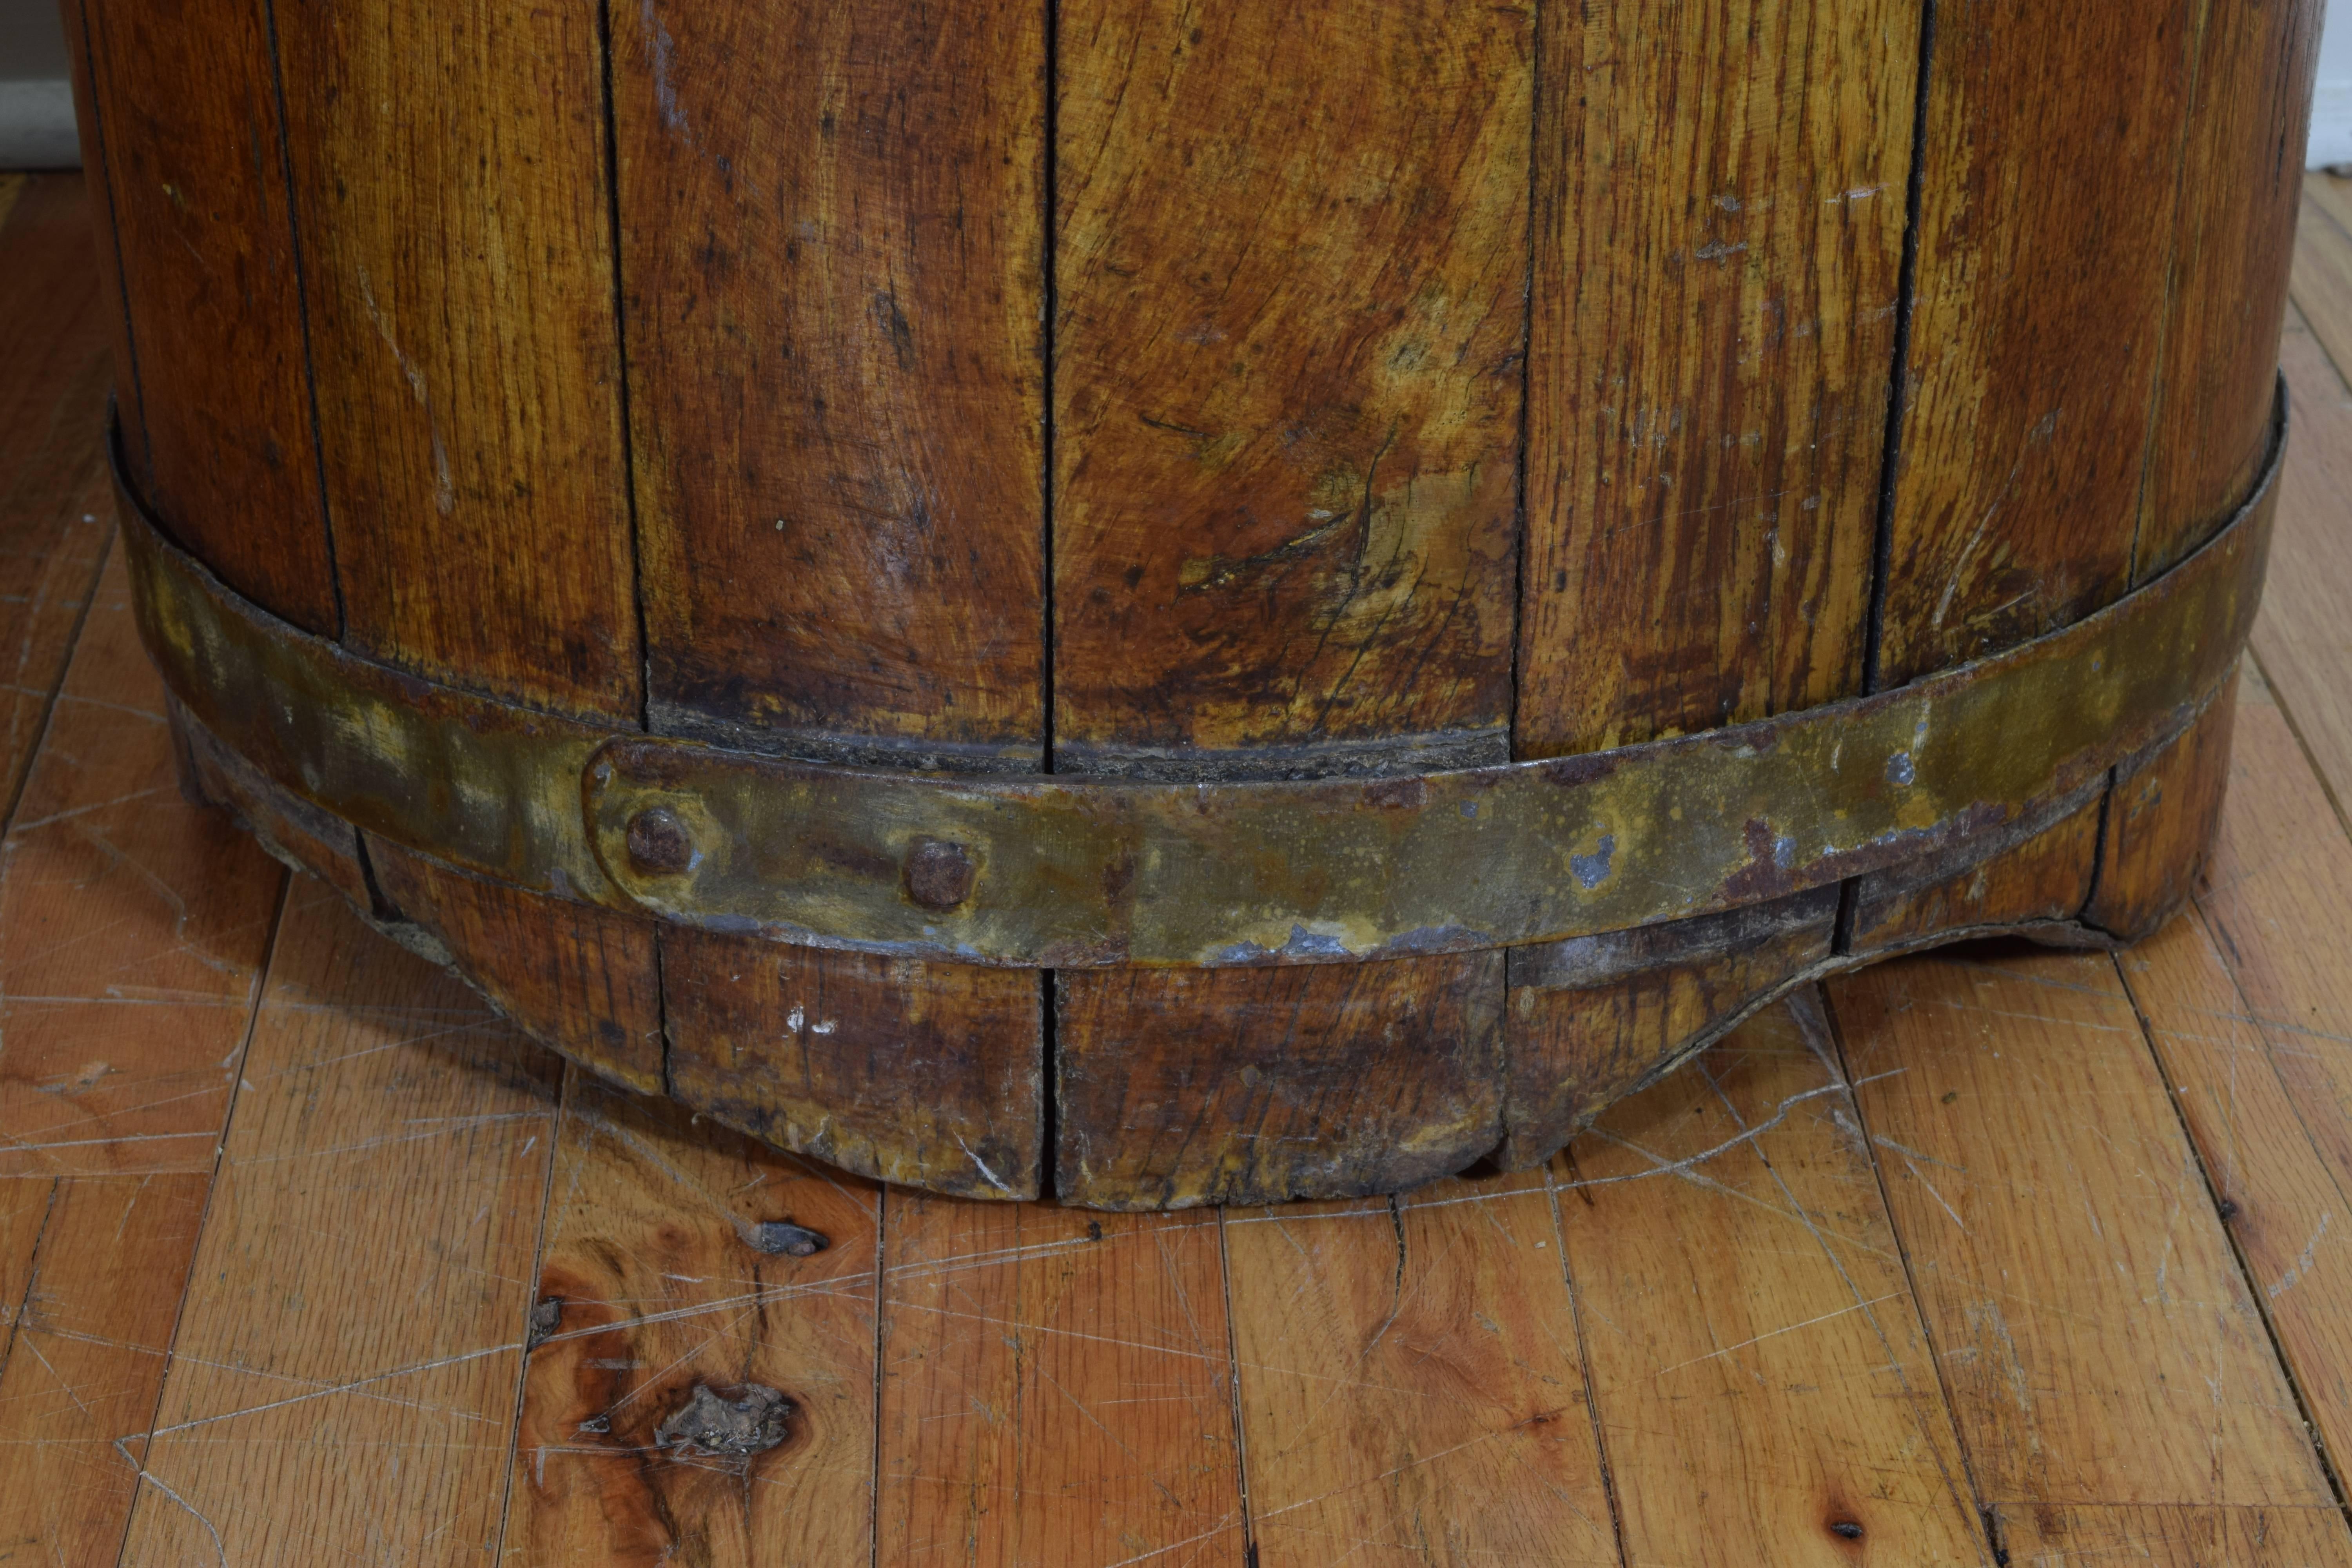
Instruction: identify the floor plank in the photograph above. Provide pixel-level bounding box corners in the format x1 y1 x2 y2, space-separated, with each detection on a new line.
2192 672 2352 1285
1223 1173 1618 1566
2291 173 2352 385
114 880 559 1565
1832 947 2331 1508
875 1196 1245 1565
506 1071 880 1564
0 542 284 1175
1991 1504 2352 1566
0 172 114 825
0 1174 53 1358
0 1173 211 1564
1555 996 1990 1566
2253 304 2352 823
2119 900 2352 1483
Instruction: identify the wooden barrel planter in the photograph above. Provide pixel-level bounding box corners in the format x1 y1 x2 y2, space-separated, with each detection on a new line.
68 0 2316 1206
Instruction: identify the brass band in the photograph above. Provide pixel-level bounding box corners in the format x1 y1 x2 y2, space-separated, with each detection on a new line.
120 385 2284 970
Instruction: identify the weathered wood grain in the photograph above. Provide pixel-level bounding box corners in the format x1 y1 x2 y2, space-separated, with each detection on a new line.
618 0 1045 765
1055 954 1504 1209
270 0 637 719
0 174 116 813
116 878 558 1565
1038 0 1529 1221
1499 888 1837 1169
1877 1 2196 686
2133 0 2319 579
508 1073 878 1565
0 1176 51 1362
2083 680 2237 940
2121 907 2352 1471
1223 1173 1617 1565
0 544 283 1176
75 0 338 634
663 932 1042 1199
0 1173 211 1564
370 838 665 1097
2250 299 2352 818
1556 997 1988 1564
1833 947 2330 1505
1052 0 1529 764
1991 1505 2352 1565
20 98 2352 1557
875 1197 1245 1564
1846 789 2103 955
609 0 1052 1220
2194 671 2352 1250
1515 0 1913 757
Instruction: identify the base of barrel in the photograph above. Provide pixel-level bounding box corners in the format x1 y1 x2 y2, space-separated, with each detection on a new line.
164 672 2240 1210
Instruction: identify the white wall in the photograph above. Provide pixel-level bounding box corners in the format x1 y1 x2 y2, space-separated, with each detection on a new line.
0 0 77 169
2315 0 2352 166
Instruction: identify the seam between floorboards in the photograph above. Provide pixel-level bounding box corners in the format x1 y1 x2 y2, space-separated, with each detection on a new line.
1817 979 2004 1566
105 867 292 1568
1539 1157 1632 1566
486 1060 573 1565
2109 937 2352 1524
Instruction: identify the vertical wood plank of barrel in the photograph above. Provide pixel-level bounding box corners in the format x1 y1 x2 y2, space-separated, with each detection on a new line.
2084 678 2239 941
368 839 667 1098
1514 0 1915 760
1875 1 2197 688
1860 2 2203 955
614 0 1051 1194
617 0 1046 762
54 0 144 463
74 0 337 634
270 0 638 719
1050 0 1532 1207
2134 0 2319 580
1506 0 1913 1162
664 935 1045 1201
1053 0 1528 761
1056 955 1506 1209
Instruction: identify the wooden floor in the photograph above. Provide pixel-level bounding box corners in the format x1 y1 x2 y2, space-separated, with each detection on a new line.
5 168 2352 1567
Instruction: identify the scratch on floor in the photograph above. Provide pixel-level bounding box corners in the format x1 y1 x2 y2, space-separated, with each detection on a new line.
2267 1210 2331 1300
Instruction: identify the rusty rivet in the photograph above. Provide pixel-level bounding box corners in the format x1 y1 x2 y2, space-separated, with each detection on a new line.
904 838 976 910
626 805 694 875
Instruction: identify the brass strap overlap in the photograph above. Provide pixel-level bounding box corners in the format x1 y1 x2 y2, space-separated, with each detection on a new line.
118 385 2285 969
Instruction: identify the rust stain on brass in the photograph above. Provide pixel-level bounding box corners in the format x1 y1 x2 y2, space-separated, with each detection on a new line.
115 390 2285 971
